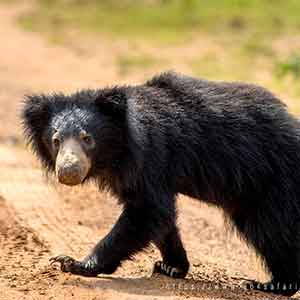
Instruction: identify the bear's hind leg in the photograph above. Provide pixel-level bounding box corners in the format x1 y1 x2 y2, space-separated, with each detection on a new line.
233 211 300 296
153 226 189 278
246 249 300 296
252 236 300 296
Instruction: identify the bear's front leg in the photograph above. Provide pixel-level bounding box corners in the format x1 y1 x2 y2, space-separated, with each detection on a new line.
50 199 175 277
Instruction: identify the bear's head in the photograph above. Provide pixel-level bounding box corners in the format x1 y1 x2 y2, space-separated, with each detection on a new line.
21 88 128 186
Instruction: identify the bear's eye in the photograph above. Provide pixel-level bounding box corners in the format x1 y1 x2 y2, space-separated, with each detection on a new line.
83 135 92 144
52 133 60 149
80 131 94 147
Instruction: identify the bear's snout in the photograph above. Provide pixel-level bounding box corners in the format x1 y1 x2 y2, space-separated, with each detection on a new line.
55 138 91 186
56 161 84 186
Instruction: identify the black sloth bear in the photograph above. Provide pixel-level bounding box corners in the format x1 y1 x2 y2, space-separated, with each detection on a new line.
22 72 300 296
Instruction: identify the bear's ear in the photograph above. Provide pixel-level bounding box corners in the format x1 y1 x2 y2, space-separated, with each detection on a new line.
94 87 127 120
21 94 53 166
21 94 52 137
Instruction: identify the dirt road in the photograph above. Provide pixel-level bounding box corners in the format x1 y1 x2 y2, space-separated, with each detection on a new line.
0 3 293 300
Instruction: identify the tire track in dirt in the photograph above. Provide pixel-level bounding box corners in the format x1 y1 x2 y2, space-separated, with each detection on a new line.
0 145 97 258
0 194 57 298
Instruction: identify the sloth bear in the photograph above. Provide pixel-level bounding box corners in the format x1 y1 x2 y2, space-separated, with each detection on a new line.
22 72 300 296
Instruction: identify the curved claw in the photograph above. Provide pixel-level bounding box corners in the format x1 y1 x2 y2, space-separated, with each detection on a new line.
50 255 73 264
153 260 186 278
49 254 101 277
49 255 76 272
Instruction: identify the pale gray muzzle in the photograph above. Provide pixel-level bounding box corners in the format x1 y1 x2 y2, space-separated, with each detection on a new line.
55 139 91 186
56 161 84 186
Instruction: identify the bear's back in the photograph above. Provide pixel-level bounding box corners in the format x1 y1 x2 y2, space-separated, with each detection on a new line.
145 71 283 109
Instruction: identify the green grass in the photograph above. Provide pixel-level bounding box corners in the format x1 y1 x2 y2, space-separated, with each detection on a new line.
19 0 300 44
275 53 300 79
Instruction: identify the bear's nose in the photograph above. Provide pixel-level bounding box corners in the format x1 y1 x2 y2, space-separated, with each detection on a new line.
56 163 83 186
55 138 91 186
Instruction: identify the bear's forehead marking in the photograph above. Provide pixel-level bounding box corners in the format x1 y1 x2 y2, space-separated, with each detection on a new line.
51 106 97 134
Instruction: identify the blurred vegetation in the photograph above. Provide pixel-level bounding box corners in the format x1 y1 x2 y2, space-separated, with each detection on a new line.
14 0 300 112
276 53 300 79
20 0 300 41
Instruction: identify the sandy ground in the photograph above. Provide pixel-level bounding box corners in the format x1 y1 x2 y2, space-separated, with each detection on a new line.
0 3 296 300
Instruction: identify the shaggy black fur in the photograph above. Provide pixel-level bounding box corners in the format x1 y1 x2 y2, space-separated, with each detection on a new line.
22 72 300 296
